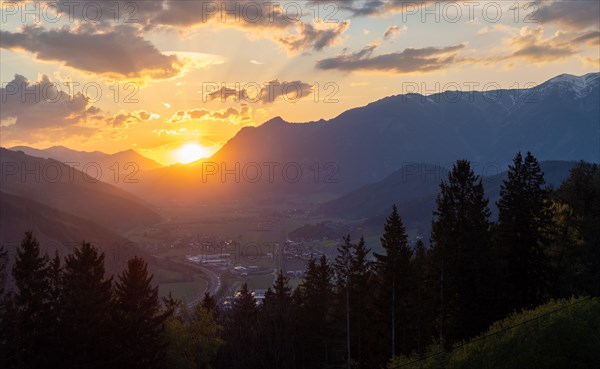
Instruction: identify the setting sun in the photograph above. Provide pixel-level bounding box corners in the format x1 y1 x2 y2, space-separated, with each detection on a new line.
175 143 210 164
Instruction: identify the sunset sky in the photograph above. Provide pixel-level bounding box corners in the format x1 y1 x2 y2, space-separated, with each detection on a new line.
1 0 598 165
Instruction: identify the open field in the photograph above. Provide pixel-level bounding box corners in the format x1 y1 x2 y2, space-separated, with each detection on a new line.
158 280 208 304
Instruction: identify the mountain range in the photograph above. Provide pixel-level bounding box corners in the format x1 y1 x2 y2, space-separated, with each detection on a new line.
0 191 135 276
127 72 599 203
0 148 162 275
9 145 163 173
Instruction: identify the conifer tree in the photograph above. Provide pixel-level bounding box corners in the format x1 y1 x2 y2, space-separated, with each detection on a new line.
59 242 115 369
334 235 354 368
412 239 434 354
496 152 554 312
374 205 414 357
201 292 218 316
350 237 375 368
11 231 52 368
297 255 335 367
334 236 375 368
431 160 494 344
45 251 63 368
261 271 294 369
114 256 168 369
226 283 258 368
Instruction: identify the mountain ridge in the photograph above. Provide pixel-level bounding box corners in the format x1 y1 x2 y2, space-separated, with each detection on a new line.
8 145 164 172
203 72 598 194
0 148 162 233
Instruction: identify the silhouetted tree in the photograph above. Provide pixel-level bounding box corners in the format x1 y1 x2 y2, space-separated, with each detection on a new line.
496 152 554 313
412 239 434 354
334 235 354 368
260 271 294 369
350 236 375 368
334 235 375 368
201 292 219 317
296 255 336 368
224 283 258 369
11 231 53 368
374 205 414 358
113 256 169 369
431 160 494 344
59 242 115 369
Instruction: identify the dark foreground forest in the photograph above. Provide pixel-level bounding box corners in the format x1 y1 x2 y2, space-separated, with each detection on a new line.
1 152 599 369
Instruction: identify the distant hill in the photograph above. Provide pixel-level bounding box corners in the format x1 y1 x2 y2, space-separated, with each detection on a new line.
0 192 136 278
317 161 578 235
0 148 162 233
131 73 599 203
9 145 163 173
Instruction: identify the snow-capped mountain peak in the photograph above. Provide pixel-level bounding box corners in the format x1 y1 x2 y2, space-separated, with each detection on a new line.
544 72 599 98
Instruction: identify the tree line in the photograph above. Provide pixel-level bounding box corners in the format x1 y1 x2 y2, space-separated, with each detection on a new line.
0 152 598 369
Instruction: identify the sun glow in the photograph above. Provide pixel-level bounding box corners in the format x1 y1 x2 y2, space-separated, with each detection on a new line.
175 143 210 164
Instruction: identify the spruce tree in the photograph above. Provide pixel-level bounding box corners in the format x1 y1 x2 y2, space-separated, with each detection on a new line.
226 283 258 368
59 241 115 369
333 236 376 368
12 231 50 323
496 152 554 312
374 205 413 357
261 271 294 369
11 231 52 368
431 160 494 344
297 255 335 367
45 251 63 368
412 239 434 354
350 237 375 368
113 256 168 369
201 292 218 316
333 235 354 368
334 235 354 288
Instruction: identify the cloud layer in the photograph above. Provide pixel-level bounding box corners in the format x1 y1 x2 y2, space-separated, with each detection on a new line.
168 106 252 125
0 74 160 143
1 25 183 80
316 43 466 73
204 80 314 104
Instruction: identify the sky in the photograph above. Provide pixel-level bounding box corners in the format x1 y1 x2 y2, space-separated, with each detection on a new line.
1 0 599 165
